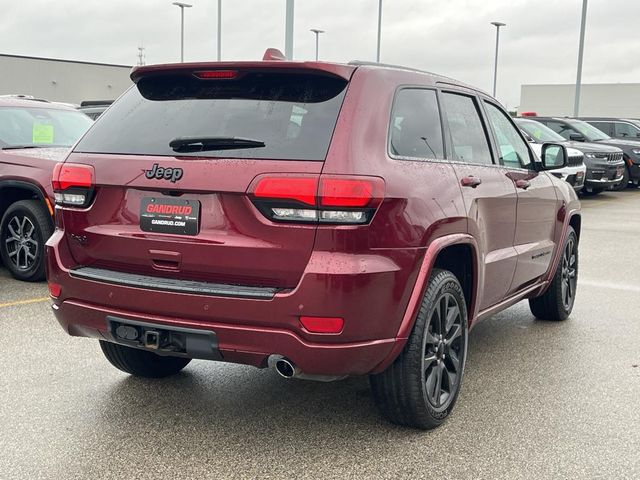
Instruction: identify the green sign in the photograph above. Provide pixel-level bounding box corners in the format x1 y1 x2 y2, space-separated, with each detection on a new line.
32 123 54 144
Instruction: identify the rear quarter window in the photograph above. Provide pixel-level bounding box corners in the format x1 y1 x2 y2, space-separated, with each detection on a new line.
389 88 444 160
75 72 348 161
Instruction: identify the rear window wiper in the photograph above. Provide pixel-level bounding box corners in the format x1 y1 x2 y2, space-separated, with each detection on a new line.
169 136 266 153
1 144 68 150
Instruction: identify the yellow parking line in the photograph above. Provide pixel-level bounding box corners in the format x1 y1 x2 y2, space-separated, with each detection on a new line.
0 297 50 309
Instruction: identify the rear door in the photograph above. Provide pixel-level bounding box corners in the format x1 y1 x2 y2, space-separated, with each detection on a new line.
482 100 559 293
59 67 352 289
440 91 518 310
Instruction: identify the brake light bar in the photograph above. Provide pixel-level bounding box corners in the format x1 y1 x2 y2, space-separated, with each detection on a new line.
52 162 95 207
249 174 384 225
193 70 238 79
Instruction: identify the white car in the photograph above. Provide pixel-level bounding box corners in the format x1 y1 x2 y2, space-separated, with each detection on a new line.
521 131 586 192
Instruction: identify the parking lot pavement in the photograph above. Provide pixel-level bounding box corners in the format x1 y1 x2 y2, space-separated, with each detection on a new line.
1 190 639 480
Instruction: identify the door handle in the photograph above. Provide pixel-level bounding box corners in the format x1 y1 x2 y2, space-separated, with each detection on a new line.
515 179 531 190
461 176 482 188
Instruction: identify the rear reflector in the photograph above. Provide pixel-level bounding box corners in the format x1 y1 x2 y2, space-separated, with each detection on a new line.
300 316 344 334
48 282 62 298
193 70 238 79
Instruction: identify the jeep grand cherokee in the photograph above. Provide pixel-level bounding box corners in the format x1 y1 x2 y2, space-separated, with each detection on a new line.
47 54 581 429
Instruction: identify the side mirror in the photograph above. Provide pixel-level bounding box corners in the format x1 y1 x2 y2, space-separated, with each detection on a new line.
540 143 567 170
569 133 586 142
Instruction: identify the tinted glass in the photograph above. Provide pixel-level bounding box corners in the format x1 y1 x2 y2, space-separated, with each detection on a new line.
75 73 348 161
442 93 492 165
542 120 579 140
588 121 614 136
484 102 532 169
614 122 640 138
516 119 565 142
568 119 610 141
0 107 93 148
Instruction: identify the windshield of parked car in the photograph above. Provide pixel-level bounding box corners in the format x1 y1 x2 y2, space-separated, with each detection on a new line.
75 72 348 161
0 106 93 149
568 119 611 141
516 119 565 143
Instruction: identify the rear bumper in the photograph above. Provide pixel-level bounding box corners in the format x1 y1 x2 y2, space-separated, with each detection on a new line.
46 230 420 376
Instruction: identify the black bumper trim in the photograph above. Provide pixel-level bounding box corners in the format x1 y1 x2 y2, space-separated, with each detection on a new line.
70 266 279 299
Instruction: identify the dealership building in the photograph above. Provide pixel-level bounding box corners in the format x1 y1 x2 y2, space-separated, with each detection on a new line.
0 53 132 105
520 83 640 118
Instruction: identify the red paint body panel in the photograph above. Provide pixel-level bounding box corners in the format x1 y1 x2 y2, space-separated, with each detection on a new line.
46 61 581 376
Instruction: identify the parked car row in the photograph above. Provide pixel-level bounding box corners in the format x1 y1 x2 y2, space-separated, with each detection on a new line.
519 113 640 194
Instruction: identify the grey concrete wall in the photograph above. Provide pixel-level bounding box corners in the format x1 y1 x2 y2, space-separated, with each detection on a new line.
0 54 132 105
520 83 640 117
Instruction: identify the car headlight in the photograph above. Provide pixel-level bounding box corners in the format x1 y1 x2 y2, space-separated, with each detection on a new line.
631 149 640 155
584 153 596 158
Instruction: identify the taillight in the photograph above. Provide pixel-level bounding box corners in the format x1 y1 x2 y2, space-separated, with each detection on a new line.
52 162 95 207
248 174 384 225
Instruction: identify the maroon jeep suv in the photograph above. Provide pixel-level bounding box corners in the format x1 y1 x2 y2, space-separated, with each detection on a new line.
0 98 93 281
47 57 581 429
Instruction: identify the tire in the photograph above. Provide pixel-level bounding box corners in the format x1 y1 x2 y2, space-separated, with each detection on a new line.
529 226 578 321
0 199 53 282
611 167 630 192
370 269 468 430
99 341 191 378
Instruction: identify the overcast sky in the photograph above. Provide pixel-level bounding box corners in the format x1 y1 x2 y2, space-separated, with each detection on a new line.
2 0 639 108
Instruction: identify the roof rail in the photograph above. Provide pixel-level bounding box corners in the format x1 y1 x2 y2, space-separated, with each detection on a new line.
0 94 50 103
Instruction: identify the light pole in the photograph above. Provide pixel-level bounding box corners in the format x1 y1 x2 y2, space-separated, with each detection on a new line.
376 0 382 62
491 21 506 98
172 2 192 63
217 0 222 61
574 0 588 116
310 29 324 61
285 0 294 60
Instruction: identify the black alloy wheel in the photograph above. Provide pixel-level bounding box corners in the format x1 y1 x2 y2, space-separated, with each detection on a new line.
423 292 465 411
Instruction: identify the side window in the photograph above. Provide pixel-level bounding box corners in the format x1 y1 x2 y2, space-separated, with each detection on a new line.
542 120 573 140
614 122 640 138
389 89 444 159
590 121 613 136
484 102 532 169
441 92 493 165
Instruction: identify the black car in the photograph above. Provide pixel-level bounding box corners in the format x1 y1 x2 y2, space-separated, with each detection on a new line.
530 117 639 190
516 117 625 195
580 117 640 141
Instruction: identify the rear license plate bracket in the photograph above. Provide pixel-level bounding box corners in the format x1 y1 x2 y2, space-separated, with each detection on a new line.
140 197 200 235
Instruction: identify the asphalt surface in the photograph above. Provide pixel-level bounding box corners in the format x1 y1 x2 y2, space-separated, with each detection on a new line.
1 189 639 480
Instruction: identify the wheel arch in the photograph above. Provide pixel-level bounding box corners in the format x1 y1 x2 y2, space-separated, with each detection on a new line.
371 233 481 374
0 181 52 223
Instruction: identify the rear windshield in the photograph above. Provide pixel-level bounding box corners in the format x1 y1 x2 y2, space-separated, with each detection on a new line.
0 107 93 148
74 72 349 161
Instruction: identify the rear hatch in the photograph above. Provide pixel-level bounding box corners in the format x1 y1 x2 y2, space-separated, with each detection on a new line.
56 63 354 289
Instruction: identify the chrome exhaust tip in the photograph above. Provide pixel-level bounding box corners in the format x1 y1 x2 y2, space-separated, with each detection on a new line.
275 358 296 378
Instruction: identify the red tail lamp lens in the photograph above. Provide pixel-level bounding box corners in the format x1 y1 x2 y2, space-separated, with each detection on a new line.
319 178 376 207
300 316 344 334
52 163 94 190
253 176 318 206
520 111 538 117
194 70 238 79
48 282 62 298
